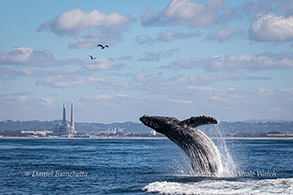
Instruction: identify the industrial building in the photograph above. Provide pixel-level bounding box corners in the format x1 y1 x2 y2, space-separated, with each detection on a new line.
54 103 77 135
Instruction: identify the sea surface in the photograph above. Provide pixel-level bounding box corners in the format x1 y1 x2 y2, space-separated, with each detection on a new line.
0 138 292 194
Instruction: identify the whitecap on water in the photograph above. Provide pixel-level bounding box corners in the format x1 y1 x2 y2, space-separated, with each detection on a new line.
143 178 293 194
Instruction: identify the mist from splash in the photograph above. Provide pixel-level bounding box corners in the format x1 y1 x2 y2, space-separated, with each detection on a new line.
170 123 237 177
213 123 237 177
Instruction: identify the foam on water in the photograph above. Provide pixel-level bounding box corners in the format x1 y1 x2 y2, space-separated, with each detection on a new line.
143 178 293 194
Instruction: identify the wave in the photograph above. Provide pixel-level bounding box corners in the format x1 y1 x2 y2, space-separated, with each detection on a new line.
143 178 293 194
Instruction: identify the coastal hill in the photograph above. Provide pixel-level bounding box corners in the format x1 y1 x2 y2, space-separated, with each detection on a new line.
0 119 293 137
201 120 293 137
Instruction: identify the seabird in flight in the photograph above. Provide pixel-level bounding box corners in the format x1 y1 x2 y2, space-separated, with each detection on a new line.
89 55 96 60
97 44 109 49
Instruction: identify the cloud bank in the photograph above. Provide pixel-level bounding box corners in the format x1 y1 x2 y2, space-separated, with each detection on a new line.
39 8 135 48
249 13 293 42
206 28 243 42
157 31 201 41
176 52 293 73
0 47 60 66
141 0 233 27
36 76 130 89
0 47 124 71
39 8 134 36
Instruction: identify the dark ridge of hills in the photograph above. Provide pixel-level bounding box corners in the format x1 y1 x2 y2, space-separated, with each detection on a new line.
0 119 293 137
0 120 150 134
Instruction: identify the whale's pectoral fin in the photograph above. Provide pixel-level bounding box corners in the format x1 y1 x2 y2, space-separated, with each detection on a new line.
179 116 218 128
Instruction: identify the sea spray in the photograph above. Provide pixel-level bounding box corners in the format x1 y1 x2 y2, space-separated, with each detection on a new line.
171 126 229 177
212 123 237 176
143 178 293 194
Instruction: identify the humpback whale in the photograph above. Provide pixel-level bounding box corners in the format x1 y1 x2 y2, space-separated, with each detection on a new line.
140 115 223 176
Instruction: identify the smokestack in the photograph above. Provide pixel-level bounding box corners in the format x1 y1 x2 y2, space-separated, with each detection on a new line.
62 103 66 127
70 103 75 132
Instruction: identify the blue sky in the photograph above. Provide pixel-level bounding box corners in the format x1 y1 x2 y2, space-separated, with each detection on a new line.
0 0 293 123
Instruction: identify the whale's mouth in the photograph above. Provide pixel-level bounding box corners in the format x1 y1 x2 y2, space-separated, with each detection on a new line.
139 115 183 135
139 115 160 130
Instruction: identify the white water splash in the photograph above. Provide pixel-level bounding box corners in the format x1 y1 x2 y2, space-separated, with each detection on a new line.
169 125 235 177
143 178 293 195
213 124 237 177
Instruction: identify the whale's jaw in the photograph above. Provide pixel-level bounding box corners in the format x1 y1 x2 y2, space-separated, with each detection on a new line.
140 114 222 176
139 115 180 134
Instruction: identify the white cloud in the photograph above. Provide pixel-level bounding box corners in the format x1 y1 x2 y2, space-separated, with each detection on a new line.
134 35 155 45
280 0 293 16
0 47 125 73
39 8 134 36
40 97 54 107
118 56 133 61
36 76 131 89
1 67 90 80
0 67 59 79
1 86 292 122
20 67 39 76
240 0 274 18
0 47 33 63
68 38 98 49
38 8 135 48
2 83 293 122
0 67 19 79
134 73 268 95
80 95 113 101
249 13 293 42
0 47 56 66
137 49 178 62
141 0 233 27
176 52 293 72
137 51 164 62
206 28 243 42
76 94 149 123
36 76 88 88
46 67 89 76
69 27 126 48
83 58 125 70
169 98 192 104
157 31 201 41
0 47 83 67
0 93 61 121
0 93 28 103
240 0 293 18
75 83 293 122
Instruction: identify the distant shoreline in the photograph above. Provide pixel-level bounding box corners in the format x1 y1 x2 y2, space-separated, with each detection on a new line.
1 136 293 140
0 136 167 140
213 137 293 140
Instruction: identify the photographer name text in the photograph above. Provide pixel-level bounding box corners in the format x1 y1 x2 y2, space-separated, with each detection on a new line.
24 170 88 178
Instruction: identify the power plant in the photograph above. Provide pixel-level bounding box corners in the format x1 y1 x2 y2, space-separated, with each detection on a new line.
62 103 66 129
70 103 75 133
54 103 77 135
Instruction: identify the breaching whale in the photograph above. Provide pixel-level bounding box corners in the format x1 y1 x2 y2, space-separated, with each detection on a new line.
139 115 223 176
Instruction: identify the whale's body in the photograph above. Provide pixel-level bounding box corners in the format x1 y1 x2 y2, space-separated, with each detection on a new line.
140 115 222 176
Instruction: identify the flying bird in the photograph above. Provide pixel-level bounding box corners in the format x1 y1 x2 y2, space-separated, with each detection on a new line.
89 55 96 60
97 44 109 49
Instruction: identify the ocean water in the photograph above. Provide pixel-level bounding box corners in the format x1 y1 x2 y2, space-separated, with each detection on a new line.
0 138 292 194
